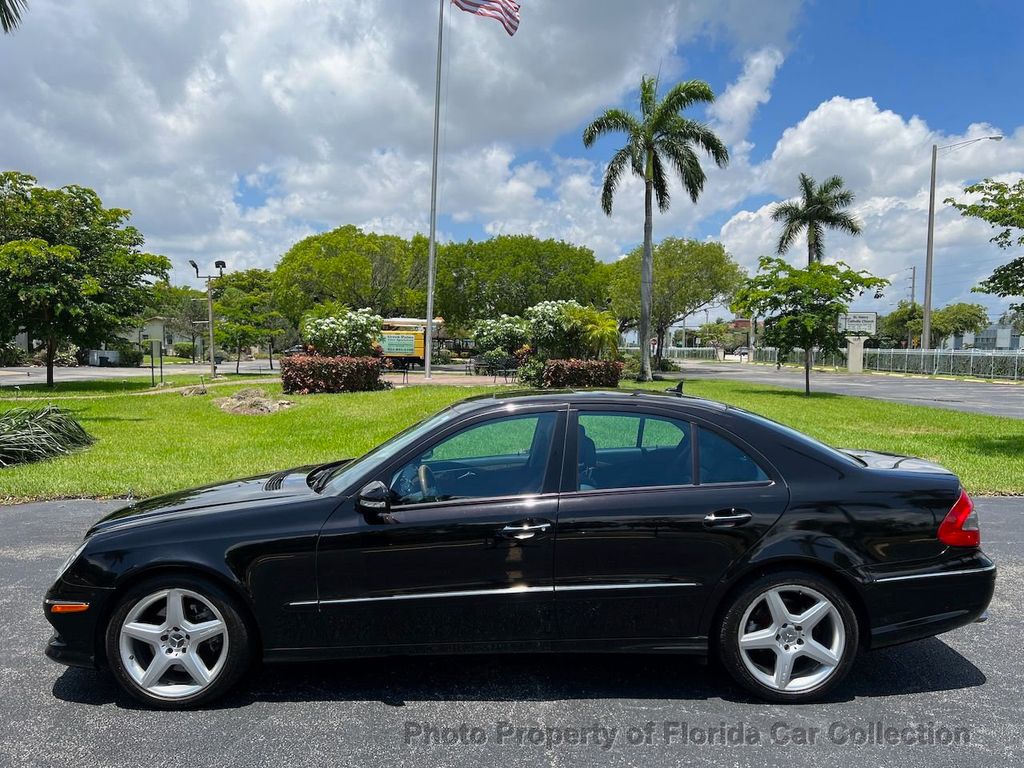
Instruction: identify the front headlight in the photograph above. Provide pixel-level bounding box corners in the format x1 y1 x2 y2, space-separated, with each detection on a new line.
56 541 87 581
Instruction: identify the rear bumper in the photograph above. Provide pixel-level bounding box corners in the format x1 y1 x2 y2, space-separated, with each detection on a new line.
861 554 996 649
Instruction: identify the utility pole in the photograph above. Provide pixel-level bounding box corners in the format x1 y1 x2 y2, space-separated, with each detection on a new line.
922 134 1002 350
190 260 226 379
423 0 445 380
908 265 916 349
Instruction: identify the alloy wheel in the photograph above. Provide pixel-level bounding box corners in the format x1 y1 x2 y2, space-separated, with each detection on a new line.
736 584 845 693
117 587 229 700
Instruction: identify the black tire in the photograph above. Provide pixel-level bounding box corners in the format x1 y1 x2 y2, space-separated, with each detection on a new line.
717 570 859 703
104 574 253 709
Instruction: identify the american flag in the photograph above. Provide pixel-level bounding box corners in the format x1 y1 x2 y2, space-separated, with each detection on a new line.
452 0 521 36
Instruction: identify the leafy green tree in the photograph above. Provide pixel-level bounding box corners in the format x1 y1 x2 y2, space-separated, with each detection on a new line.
909 302 989 347
946 179 1024 311
878 301 922 347
773 174 863 265
1 0 27 33
149 281 207 362
435 235 610 331
731 257 888 394
697 321 731 348
584 76 729 381
273 225 425 326
213 269 285 372
610 238 743 359
0 172 169 386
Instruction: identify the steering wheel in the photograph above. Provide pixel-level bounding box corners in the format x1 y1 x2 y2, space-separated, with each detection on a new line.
417 464 438 501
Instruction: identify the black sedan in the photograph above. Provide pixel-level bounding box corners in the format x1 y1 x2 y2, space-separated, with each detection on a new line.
44 390 995 708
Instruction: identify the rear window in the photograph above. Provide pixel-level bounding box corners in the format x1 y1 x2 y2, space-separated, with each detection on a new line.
737 410 863 467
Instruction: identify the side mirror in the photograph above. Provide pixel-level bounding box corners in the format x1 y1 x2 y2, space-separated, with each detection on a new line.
357 480 391 515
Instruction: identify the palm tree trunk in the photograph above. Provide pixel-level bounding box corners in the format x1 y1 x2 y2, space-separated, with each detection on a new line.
639 180 654 381
807 235 814 266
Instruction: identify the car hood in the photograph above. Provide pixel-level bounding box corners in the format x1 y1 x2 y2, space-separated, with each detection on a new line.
840 449 952 474
88 461 349 536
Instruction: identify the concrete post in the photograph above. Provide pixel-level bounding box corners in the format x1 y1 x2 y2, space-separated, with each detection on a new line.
846 336 866 374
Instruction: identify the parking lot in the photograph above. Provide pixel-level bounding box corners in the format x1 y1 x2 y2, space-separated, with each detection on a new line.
1 498 1020 768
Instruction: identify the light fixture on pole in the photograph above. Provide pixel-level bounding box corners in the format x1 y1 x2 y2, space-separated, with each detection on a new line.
921 134 1002 350
190 259 227 379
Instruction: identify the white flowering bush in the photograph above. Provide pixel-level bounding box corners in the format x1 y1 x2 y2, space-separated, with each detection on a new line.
302 308 383 357
524 300 584 358
472 315 528 356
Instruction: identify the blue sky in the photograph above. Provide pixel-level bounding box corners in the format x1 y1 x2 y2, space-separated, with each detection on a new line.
2 0 1022 318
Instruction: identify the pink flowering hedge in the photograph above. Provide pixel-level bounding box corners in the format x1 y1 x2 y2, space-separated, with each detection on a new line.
281 355 388 394
541 359 624 388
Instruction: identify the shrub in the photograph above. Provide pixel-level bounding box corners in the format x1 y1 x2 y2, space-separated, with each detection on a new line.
31 343 79 367
541 359 624 388
302 308 383 357
281 355 388 394
657 357 677 372
524 300 585 358
472 315 528 356
620 352 641 376
518 358 545 387
0 406 94 467
173 342 195 359
433 348 453 365
119 347 145 367
0 342 27 367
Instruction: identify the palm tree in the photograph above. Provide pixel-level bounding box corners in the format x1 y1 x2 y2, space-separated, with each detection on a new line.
772 173 862 266
583 76 728 381
1 0 27 33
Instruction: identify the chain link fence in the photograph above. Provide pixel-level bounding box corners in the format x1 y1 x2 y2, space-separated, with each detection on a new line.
622 346 718 361
864 348 1024 380
752 348 848 369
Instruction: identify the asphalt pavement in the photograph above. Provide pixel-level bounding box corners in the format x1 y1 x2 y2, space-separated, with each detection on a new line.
0 498 1020 768
673 360 1024 419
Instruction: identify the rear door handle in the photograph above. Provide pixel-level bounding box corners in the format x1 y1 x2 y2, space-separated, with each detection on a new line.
703 509 752 528
499 520 552 540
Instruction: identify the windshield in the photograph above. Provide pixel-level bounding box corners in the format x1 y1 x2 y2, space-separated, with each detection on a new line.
317 407 462 495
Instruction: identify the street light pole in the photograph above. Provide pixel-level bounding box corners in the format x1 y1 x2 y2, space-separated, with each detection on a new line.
921 134 1002 350
190 260 227 379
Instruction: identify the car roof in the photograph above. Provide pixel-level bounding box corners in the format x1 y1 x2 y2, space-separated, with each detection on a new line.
451 388 729 415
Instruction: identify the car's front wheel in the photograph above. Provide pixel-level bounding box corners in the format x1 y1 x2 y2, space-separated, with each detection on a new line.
105 575 253 709
718 571 858 702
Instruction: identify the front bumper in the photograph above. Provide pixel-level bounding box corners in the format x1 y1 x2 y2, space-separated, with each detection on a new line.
42 581 114 670
861 553 996 649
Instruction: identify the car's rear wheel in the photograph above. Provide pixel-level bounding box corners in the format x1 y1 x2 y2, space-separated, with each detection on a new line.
718 571 858 702
105 575 252 709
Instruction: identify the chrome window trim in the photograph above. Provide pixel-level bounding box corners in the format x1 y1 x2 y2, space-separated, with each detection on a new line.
874 563 995 583
291 581 699 607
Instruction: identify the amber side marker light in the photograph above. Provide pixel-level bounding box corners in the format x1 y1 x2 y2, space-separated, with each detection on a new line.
49 602 89 614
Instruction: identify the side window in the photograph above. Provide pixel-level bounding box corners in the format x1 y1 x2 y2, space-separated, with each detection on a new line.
697 427 769 484
390 412 557 504
577 412 692 491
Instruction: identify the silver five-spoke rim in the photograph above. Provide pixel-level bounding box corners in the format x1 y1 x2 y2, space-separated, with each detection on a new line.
737 584 845 693
118 588 229 699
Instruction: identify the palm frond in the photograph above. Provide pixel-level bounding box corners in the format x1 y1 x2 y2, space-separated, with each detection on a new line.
659 138 705 203
600 146 633 216
652 80 716 129
798 172 816 201
771 200 804 223
0 406 94 467
823 210 863 236
639 75 658 119
0 0 27 33
775 215 806 255
650 151 671 212
582 109 641 147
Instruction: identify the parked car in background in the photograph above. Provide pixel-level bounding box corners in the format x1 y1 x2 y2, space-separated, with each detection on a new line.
44 390 994 708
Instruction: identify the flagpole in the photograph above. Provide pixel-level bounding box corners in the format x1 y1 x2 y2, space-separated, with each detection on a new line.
424 0 444 380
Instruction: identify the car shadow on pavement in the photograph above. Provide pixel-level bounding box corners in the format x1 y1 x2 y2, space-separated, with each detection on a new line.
52 637 984 710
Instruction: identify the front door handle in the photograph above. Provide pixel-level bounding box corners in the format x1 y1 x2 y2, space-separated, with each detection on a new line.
499 520 552 540
703 508 752 528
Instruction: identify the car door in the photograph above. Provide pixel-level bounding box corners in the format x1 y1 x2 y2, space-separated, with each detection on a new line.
315 405 567 650
553 405 789 644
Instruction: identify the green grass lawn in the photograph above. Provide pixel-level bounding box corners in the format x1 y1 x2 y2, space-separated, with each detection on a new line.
0 372 276 398
1 378 1022 501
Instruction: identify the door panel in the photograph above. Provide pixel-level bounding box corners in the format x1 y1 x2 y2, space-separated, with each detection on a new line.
315 407 566 649
555 409 788 641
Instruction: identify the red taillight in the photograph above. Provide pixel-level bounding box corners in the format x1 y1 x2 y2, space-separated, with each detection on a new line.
938 489 980 547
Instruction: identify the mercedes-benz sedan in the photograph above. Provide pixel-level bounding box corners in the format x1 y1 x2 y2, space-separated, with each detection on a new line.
44 390 995 708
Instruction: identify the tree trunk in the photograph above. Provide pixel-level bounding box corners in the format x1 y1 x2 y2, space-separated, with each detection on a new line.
268 341 274 371
236 345 242 375
639 180 654 381
808 236 814 266
804 347 811 395
46 335 56 388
